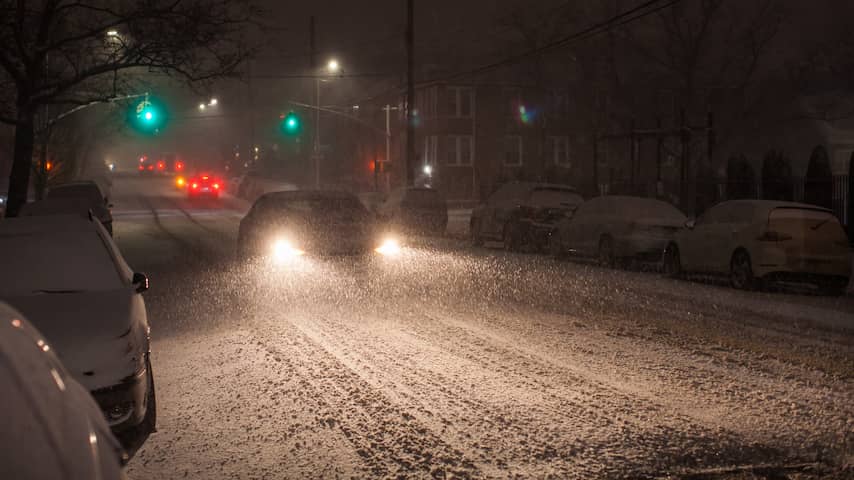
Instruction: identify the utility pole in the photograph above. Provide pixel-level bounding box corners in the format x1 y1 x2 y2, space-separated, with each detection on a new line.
310 16 321 188
405 0 415 187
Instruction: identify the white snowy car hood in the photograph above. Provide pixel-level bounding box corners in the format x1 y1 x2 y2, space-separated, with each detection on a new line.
4 288 149 391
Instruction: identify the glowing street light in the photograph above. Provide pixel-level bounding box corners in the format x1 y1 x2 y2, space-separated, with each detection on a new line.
209 97 218 106
106 30 119 37
327 59 340 74
423 164 433 176
198 103 206 111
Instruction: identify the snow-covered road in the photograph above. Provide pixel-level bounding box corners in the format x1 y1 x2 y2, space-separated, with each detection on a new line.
110 176 853 479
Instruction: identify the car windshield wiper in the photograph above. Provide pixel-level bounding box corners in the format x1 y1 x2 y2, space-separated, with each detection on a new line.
810 218 832 231
32 289 84 294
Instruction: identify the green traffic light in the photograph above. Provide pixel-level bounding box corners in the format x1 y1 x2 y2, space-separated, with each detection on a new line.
281 111 302 135
127 95 168 135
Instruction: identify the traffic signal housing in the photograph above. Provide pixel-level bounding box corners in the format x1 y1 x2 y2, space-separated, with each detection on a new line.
127 95 168 135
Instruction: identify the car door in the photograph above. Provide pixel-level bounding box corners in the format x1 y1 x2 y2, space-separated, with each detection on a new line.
679 204 723 272
564 200 596 256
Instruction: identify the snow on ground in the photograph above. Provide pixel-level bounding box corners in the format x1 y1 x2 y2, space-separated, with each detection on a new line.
109 177 853 479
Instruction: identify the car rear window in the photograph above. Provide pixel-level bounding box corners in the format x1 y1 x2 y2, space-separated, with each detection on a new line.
403 189 442 205
768 208 846 238
0 230 124 296
528 189 583 208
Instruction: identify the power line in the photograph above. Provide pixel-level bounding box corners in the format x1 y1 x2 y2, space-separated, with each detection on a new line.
425 0 681 84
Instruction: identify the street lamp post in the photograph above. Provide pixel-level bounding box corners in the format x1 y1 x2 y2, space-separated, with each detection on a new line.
314 59 340 189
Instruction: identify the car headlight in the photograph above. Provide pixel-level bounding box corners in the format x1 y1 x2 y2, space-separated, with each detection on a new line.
375 237 401 256
272 238 305 262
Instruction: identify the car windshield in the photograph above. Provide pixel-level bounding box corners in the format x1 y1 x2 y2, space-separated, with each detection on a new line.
3 2 854 478
619 198 686 221
0 231 123 296
47 185 102 205
529 189 583 208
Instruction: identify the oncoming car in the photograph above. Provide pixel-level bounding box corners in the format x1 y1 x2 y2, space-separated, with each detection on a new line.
663 200 851 294
238 190 400 260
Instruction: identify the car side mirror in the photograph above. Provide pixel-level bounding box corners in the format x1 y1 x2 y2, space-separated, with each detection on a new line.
685 220 695 230
132 272 149 293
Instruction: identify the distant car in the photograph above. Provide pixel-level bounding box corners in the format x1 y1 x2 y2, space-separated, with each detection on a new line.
42 181 113 234
663 200 851 294
470 182 583 250
377 187 448 235
238 190 399 259
187 174 223 199
550 196 687 267
0 215 156 456
0 302 126 479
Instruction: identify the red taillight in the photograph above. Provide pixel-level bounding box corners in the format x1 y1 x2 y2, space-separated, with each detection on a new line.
147 165 154 170
191 183 199 189
202 176 209 180
138 165 144 171
758 231 793 242
176 162 184 171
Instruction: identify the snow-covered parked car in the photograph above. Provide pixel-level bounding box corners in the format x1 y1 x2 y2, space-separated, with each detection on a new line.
41 181 114 234
550 196 687 267
470 182 583 251
377 187 448 236
663 200 851 294
0 214 155 457
0 302 126 479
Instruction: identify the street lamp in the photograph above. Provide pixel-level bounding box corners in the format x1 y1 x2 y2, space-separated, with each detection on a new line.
198 103 206 111
209 97 218 106
106 30 119 37
314 58 342 188
423 164 433 176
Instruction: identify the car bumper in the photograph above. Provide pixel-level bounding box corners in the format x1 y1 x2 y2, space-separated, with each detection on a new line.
753 249 852 279
91 365 152 451
615 234 670 261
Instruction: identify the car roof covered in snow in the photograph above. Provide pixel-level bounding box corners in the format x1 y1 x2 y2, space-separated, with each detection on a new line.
712 199 834 217
259 189 358 202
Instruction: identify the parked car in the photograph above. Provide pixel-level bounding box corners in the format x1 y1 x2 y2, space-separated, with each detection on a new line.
663 200 851 294
0 214 156 456
0 302 126 478
43 181 113 234
377 187 448 235
550 196 687 267
238 190 398 259
470 182 583 250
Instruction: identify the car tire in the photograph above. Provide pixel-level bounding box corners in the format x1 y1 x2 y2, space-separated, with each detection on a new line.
503 222 521 252
548 231 564 258
119 357 156 460
730 249 756 290
598 236 616 268
470 219 484 247
663 244 682 278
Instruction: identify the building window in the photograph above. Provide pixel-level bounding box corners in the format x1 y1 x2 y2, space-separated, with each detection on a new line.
423 136 438 164
448 86 474 118
548 136 570 167
504 136 523 166
446 135 473 166
550 91 569 117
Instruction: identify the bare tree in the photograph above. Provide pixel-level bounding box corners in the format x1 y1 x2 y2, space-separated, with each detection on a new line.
0 0 258 217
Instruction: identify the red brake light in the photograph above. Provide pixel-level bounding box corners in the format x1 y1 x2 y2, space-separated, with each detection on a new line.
213 183 220 190
147 165 154 170
138 165 144 171
176 162 184 171
202 176 209 180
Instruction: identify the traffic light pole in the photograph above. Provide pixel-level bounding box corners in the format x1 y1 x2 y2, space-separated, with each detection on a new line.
314 77 321 189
